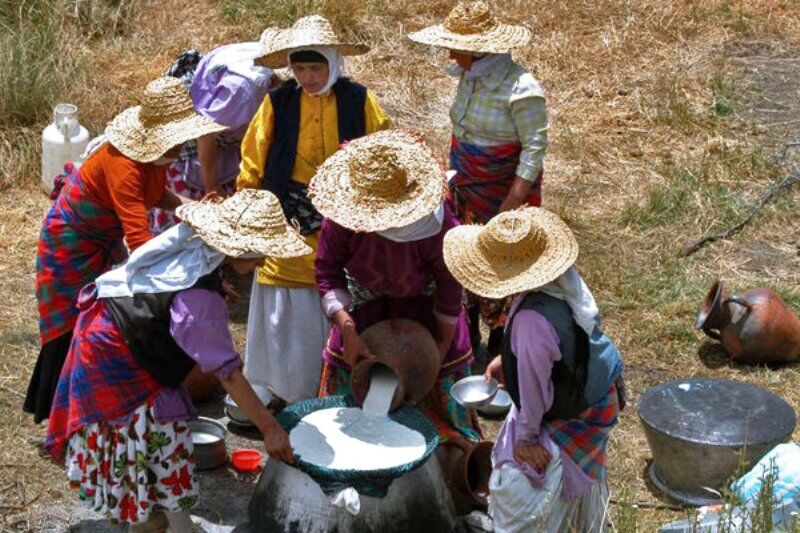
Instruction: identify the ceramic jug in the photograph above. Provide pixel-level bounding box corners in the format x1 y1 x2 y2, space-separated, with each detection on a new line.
351 318 441 412
435 437 493 515
696 280 800 363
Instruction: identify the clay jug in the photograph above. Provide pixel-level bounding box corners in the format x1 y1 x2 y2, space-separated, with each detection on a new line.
351 319 440 412
696 280 800 363
435 437 494 515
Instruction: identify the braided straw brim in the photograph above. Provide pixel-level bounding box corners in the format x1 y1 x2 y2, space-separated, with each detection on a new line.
105 106 228 163
255 22 369 69
175 190 311 259
443 209 579 299
308 130 446 233
407 22 531 54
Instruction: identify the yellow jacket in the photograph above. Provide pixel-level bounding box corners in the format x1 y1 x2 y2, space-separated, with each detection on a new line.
237 86 391 287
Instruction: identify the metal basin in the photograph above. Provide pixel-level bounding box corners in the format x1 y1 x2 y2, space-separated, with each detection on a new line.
451 376 498 409
638 378 796 506
188 417 228 470
476 388 512 417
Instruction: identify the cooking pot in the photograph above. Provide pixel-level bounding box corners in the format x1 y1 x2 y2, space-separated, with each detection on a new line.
188 417 228 470
638 378 796 505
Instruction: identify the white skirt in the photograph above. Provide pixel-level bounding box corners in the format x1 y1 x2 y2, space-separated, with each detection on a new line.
489 453 609 533
244 280 329 404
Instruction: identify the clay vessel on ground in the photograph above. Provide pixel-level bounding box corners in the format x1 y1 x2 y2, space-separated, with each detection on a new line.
350 319 441 411
435 437 494 515
696 279 800 363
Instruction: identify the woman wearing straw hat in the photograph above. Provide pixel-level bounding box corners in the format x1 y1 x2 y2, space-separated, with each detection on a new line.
45 189 305 532
443 208 625 532
24 77 228 425
236 15 391 406
311 130 481 444
149 40 281 234
409 1 548 358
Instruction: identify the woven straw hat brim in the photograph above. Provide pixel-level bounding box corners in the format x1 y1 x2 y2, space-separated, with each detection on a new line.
407 22 531 54
175 201 312 259
105 106 228 163
308 137 446 233
255 39 369 69
443 210 579 299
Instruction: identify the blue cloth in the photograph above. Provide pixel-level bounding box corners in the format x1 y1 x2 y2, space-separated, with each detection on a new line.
732 443 800 506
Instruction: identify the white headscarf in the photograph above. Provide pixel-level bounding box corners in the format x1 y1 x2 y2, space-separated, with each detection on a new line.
378 202 445 243
288 46 343 96
538 267 600 334
95 222 225 298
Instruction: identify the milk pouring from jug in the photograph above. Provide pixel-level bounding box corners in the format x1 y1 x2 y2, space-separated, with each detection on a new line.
41 104 89 194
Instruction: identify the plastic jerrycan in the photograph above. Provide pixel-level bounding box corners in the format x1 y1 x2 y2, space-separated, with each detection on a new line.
41 103 89 194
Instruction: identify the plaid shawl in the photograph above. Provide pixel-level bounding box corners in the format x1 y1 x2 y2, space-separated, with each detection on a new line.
45 284 161 462
36 164 128 344
544 384 619 483
449 135 542 223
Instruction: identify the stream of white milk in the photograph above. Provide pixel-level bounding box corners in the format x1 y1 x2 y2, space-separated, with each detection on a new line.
289 366 427 470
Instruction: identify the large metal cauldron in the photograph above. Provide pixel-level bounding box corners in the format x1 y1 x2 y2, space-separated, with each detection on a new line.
248 456 456 532
638 378 796 506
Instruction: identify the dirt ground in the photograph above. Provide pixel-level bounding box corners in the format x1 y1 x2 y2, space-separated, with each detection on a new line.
1 1 799 531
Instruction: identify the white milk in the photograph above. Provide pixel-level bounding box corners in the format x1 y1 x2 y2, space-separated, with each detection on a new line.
192 432 221 444
290 407 426 470
362 365 399 416
290 366 426 470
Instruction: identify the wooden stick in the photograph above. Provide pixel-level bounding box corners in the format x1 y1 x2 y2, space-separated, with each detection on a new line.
680 170 799 257
610 498 683 511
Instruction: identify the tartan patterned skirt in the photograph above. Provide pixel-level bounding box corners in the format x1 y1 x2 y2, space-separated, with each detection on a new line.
36 164 127 344
318 361 482 445
544 384 619 482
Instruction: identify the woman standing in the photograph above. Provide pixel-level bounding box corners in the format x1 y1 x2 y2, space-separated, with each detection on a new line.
311 130 480 444
409 1 548 355
237 15 391 405
45 190 306 531
443 208 624 532
24 77 227 423
149 39 279 233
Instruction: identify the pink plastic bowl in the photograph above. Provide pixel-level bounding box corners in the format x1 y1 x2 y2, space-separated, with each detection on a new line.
231 449 263 472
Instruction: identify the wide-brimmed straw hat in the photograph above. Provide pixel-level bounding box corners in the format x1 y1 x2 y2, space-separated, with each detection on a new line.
105 77 228 163
176 189 311 258
255 15 369 69
444 207 578 299
407 1 531 54
308 129 446 233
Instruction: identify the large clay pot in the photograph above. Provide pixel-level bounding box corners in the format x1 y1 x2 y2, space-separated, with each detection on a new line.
435 437 494 515
696 280 800 363
350 319 441 412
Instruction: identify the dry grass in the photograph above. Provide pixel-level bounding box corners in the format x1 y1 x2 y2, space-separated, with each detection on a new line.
1 0 799 530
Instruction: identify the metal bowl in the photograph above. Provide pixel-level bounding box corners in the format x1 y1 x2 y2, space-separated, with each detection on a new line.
638 378 796 506
224 385 273 426
477 388 512 417
451 376 498 409
188 417 228 470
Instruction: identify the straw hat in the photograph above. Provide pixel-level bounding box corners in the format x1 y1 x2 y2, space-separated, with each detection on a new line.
176 189 311 258
407 1 531 54
308 129 446 233
105 77 228 163
255 15 369 69
443 207 578 299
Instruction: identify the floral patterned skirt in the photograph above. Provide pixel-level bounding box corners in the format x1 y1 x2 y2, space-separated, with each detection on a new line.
66 402 197 524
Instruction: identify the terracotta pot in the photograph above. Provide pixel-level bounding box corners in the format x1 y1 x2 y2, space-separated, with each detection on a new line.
435 437 494 515
350 319 441 412
696 280 800 363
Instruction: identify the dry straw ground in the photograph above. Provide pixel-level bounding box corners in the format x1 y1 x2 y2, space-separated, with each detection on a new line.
1 0 799 530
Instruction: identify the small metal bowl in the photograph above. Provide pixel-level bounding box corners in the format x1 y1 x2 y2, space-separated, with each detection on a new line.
477 388 512 417
188 417 228 470
224 385 273 426
451 376 498 409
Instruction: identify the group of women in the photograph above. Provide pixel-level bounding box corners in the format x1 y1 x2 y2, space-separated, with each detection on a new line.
24 2 623 532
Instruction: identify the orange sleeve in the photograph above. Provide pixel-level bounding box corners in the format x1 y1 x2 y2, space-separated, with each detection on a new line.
105 157 153 251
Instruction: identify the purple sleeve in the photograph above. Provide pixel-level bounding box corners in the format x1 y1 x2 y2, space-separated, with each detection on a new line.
511 308 561 445
169 288 242 380
427 200 465 319
315 218 353 298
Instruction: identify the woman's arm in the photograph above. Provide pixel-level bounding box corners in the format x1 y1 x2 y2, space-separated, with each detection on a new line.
157 187 190 210
197 134 223 195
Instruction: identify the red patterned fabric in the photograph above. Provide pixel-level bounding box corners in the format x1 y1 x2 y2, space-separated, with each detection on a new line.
45 284 162 462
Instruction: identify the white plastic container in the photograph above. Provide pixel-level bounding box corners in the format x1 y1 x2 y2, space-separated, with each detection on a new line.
41 103 89 194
